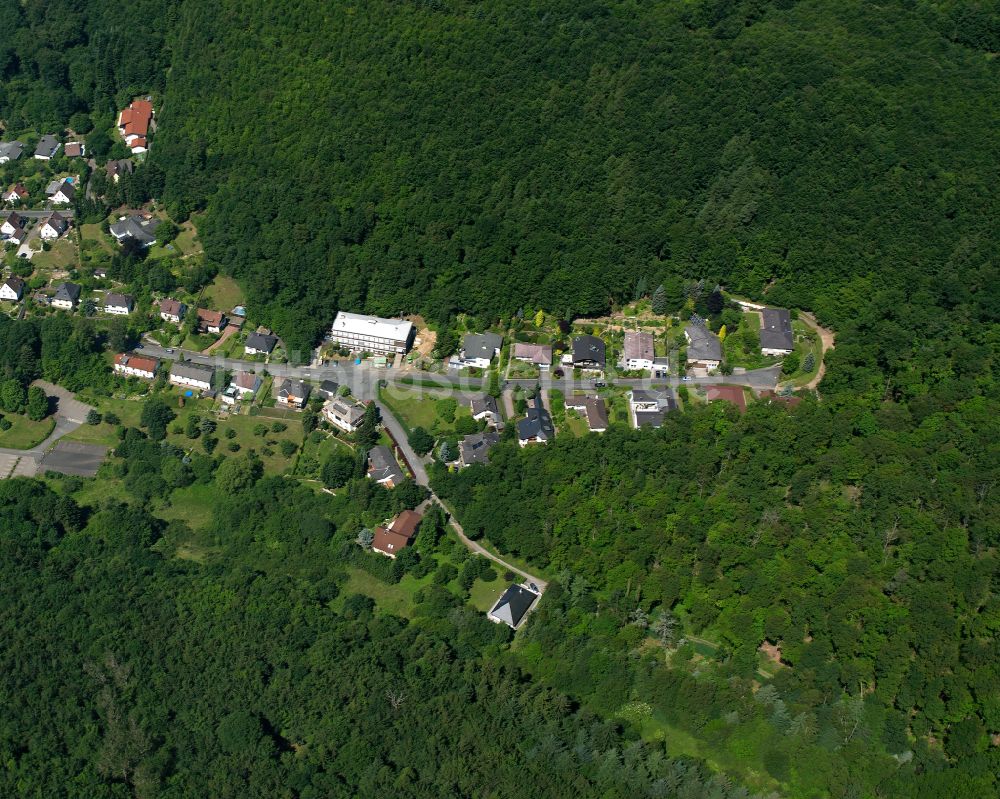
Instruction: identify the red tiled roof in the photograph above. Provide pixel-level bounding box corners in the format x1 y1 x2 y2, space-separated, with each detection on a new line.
197 308 225 326
124 118 149 137
64 142 82 157
114 352 159 374
706 385 747 413
389 510 422 539
129 137 147 149
372 527 410 556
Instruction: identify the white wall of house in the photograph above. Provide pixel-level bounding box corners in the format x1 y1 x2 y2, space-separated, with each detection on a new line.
169 375 211 391
0 285 21 301
40 224 62 240
105 305 131 316
114 364 155 379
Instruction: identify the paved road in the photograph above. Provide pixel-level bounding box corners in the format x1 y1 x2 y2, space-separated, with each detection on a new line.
12 208 75 219
0 382 94 477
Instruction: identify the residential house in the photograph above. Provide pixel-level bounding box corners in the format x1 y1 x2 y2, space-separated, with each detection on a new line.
105 159 134 183
684 323 722 371
488 584 540 629
0 141 23 163
469 394 500 426
0 277 25 302
456 332 502 368
158 298 186 323
3 183 29 203
113 353 159 379
705 385 747 414
110 214 160 247
652 356 670 378
570 335 606 370
564 395 609 433
459 430 500 467
93 267 109 279
323 397 365 432
118 100 153 148
628 389 677 429
103 293 135 315
1 211 24 238
368 445 405 487
759 308 794 356
245 332 278 356
46 179 75 205
39 212 68 240
195 308 227 334
169 361 219 392
51 282 81 310
512 342 552 370
517 393 554 447
232 371 262 396
328 311 414 355
277 379 310 408
371 510 423 557
316 380 340 400
623 331 655 371
34 135 60 160
63 142 85 158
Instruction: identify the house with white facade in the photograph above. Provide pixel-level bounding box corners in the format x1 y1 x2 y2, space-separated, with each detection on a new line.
759 308 795 356
0 277 25 302
103 293 135 315
39 212 68 240
328 311 414 355
454 332 502 368
169 361 219 392
159 298 186 323
324 397 366 432
51 282 81 310
113 353 159 380
684 323 722 372
623 330 655 371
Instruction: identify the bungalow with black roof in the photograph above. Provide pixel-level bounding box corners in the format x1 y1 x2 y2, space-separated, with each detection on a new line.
34 135 60 160
103 292 135 316
169 361 220 392
245 332 278 356
459 430 500 467
517 393 554 447
570 335 606 370
759 308 794 356
488 584 540 629
368 445 405 488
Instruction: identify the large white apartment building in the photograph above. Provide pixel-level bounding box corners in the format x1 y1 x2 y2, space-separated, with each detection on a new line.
328 311 414 355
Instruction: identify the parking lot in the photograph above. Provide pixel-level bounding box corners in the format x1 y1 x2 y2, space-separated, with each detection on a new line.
39 441 107 477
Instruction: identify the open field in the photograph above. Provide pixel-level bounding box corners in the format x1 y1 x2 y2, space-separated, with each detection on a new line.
201 274 244 311
380 385 474 436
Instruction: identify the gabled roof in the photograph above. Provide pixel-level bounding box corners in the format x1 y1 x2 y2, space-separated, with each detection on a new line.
0 141 23 160
2 276 25 294
517 394 554 442
759 308 794 352
685 323 723 362
5 183 29 199
706 385 747 413
318 379 340 396
368 445 405 485
159 298 185 316
572 335 606 366
53 282 80 302
114 352 159 373
327 397 365 426
565 395 608 431
233 371 262 391
63 142 83 158
278 379 310 400
103 292 134 310
110 215 159 245
34 135 59 157
489 584 539 628
623 331 655 362
460 430 500 465
388 510 422 539
512 342 552 365
462 332 502 361
106 159 134 178
469 394 499 417
3 211 24 227
246 332 278 352
170 361 218 383
372 526 410 556
47 179 75 200
196 307 226 327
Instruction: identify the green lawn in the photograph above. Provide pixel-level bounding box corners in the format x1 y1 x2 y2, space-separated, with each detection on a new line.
297 430 354 478
469 575 504 612
30 238 77 271
157 483 219 531
66 396 145 446
379 385 473 436
785 320 824 387
173 219 203 256
201 274 244 311
0 415 55 449
339 565 437 619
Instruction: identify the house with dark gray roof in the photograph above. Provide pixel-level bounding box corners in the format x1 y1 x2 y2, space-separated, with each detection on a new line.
517 393 554 447
245 332 278 356
103 292 135 315
456 332 502 368
169 361 221 392
488 584 540 629
110 214 160 247
45 179 75 204
459 430 500 467
0 141 23 163
34 135 60 160
571 335 606 370
469 394 500 426
277 379 311 408
105 159 134 182
684 323 722 371
324 397 365 432
317 380 340 399
564 395 609 432
51 282 81 309
368 445 405 487
759 308 794 355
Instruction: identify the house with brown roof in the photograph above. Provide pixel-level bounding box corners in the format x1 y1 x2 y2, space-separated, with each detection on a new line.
159 298 186 323
113 352 159 379
705 385 747 413
1 211 24 239
623 331 655 371
759 390 802 409
512 343 552 370
64 142 85 158
196 308 227 333
106 159 135 183
564 395 609 433
3 183 29 204
372 510 423 558
118 100 153 152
